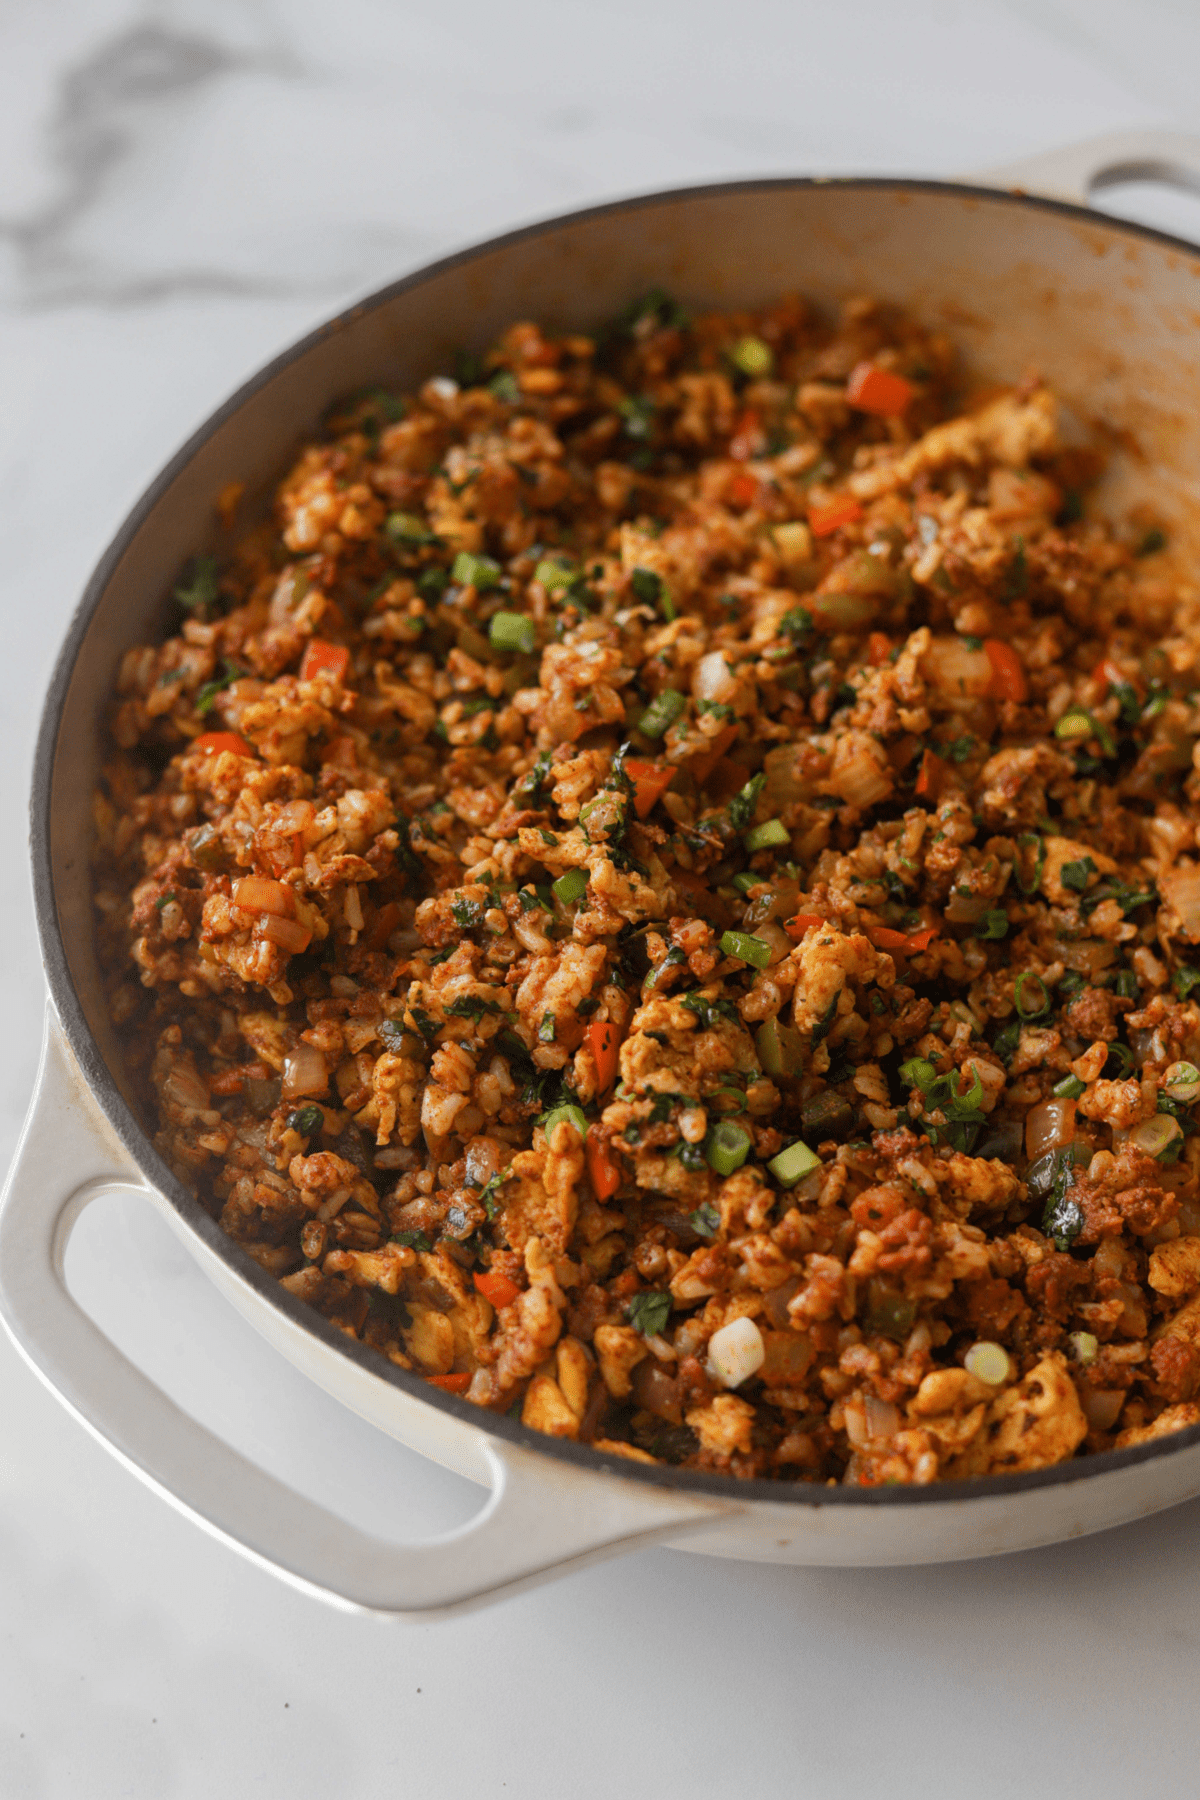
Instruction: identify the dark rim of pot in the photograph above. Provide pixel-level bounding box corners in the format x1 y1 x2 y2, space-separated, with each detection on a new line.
30 174 1200 1513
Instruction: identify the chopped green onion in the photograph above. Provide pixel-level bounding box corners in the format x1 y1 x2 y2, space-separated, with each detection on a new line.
899 1058 938 1092
730 335 773 378
630 566 676 620
1015 833 1045 895
768 1139 821 1187
1104 1043 1134 1078
975 909 1009 940
385 510 434 545
542 1104 587 1139
1130 1113 1182 1160
538 1012 556 1043
1114 969 1139 1000
1052 1075 1086 1099
1054 708 1095 742
719 929 772 969
1015 972 1051 1019
732 872 761 895
744 819 790 853
755 1015 804 1078
488 610 536 653
1164 1061 1200 1103
451 551 502 592
552 868 588 906
705 1121 752 1176
534 557 576 590
638 689 687 738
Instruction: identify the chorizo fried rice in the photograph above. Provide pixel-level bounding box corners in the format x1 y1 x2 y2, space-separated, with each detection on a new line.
92 289 1200 1486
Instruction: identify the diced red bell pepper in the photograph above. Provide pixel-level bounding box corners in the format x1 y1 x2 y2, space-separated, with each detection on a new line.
366 900 403 951
193 731 254 757
586 1134 621 1201
867 632 892 667
846 361 916 416
983 639 1028 703
300 638 350 683
585 1021 621 1094
689 723 739 784
729 408 766 461
868 924 939 953
474 1270 521 1309
428 1372 472 1393
625 758 676 819
784 912 827 940
808 497 863 538
914 749 946 800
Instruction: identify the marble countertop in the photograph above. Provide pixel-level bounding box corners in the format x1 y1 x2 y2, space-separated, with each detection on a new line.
5 3 1200 1795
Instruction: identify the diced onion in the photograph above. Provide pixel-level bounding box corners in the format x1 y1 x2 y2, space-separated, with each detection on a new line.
1025 1097 1075 1161
829 731 892 808
631 1359 682 1421
1068 1331 1099 1366
1163 1061 1200 1103
163 1065 211 1112
1082 1389 1125 1432
863 1395 901 1439
282 1043 329 1100
706 1317 765 1388
964 1341 1013 1386
693 651 739 705
233 876 295 918
808 592 879 630
1159 864 1200 940
260 913 313 953
1130 1113 1183 1159
921 635 994 701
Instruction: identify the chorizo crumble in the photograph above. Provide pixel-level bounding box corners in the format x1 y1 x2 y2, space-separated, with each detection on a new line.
91 288 1200 1485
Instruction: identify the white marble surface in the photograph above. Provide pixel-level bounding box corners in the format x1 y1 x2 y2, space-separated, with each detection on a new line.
5 4 1200 1795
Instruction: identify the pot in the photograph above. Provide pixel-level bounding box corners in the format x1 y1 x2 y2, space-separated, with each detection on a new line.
8 131 1200 1618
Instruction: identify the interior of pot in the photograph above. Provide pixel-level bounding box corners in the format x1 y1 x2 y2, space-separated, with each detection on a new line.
41 175 1200 1151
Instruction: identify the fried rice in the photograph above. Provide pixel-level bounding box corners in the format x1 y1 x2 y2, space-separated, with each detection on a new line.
90 287 1200 1485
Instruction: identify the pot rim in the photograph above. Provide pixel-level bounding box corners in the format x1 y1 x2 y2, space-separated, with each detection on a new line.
33 171 1200 1510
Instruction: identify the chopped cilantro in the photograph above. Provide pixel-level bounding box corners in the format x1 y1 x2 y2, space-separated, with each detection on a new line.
195 659 246 716
1174 966 1200 1001
1059 856 1098 893
444 996 503 1022
476 1167 512 1220
286 1105 324 1135
681 992 740 1030
627 1290 672 1337
728 772 765 833
390 1230 433 1254
780 607 813 641
173 556 219 613
690 1201 721 1240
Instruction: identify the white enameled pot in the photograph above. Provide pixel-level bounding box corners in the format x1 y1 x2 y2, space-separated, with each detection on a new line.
9 133 1200 1619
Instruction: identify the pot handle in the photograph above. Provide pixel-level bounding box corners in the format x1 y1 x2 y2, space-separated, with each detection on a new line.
973 129 1200 206
0 1010 732 1616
